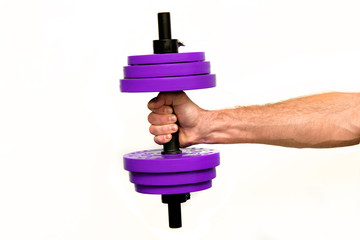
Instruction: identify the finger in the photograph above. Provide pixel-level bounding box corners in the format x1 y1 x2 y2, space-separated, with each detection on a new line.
148 113 177 125
154 134 172 145
149 124 178 136
149 105 173 114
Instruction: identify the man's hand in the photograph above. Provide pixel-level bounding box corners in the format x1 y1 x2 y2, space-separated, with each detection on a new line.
147 91 206 147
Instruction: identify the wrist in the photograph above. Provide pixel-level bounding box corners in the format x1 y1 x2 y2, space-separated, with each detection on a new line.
196 108 243 144
194 109 215 144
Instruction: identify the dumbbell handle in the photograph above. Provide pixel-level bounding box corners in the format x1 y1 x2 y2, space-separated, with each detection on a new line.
153 12 187 229
154 12 182 155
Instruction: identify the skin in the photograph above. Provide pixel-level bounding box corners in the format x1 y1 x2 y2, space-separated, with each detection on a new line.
147 91 360 148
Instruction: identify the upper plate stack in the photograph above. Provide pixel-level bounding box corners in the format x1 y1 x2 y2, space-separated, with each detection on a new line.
120 52 216 92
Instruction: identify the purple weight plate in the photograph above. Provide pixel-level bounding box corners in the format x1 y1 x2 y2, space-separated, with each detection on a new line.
129 168 216 186
124 61 210 79
135 180 212 194
124 148 220 173
120 74 216 92
128 52 205 65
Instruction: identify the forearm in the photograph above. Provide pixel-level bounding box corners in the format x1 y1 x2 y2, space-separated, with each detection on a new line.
198 92 360 148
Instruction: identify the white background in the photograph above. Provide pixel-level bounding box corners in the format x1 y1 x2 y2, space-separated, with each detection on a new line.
1 0 360 239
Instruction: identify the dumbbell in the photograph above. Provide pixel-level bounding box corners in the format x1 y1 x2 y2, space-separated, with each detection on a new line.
120 12 220 228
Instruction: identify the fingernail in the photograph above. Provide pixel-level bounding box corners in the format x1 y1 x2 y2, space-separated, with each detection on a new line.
169 115 176 122
165 134 171 140
170 125 177 131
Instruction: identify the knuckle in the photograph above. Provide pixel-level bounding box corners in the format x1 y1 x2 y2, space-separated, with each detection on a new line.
149 125 156 135
148 113 159 124
147 114 152 123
